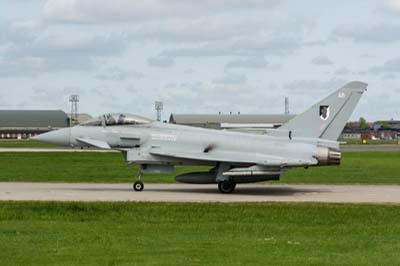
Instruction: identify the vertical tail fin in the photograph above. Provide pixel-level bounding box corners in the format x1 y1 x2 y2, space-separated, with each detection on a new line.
280 81 367 141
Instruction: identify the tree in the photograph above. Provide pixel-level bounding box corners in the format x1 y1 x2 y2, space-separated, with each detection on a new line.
380 121 390 129
359 117 369 130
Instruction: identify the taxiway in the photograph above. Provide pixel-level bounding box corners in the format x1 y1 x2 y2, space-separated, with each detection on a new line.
1 182 400 204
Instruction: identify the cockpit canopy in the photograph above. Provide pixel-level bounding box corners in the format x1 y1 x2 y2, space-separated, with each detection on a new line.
81 113 153 127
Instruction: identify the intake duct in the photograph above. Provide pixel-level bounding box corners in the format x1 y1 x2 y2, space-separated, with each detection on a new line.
316 146 341 166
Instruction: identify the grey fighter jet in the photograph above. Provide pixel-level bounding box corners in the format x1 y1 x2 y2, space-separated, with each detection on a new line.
33 81 367 193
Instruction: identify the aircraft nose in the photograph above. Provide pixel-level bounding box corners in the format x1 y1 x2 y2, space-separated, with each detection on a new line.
31 128 71 146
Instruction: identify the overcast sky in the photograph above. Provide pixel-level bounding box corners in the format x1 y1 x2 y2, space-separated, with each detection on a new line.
1 0 400 121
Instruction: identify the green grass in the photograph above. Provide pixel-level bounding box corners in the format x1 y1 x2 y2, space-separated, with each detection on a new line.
0 152 206 183
0 201 400 266
339 139 399 145
284 151 400 184
0 139 61 148
0 151 400 184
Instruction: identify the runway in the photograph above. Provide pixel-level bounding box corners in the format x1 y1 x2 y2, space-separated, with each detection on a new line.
1 182 400 204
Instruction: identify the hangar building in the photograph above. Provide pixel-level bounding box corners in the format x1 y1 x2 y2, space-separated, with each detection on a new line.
0 110 69 139
169 114 295 129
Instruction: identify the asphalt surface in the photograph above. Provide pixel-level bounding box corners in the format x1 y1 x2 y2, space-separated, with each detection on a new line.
1 182 400 204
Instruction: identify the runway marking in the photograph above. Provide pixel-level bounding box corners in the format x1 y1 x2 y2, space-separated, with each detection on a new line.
1 183 400 204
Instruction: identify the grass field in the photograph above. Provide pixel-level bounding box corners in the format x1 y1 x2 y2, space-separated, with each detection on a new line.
0 201 399 266
338 139 399 145
0 151 399 184
0 139 60 148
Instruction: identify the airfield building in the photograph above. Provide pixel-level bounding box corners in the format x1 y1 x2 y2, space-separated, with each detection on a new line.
0 110 69 139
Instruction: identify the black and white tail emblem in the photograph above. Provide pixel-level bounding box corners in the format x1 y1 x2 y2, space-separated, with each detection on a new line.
319 105 330 121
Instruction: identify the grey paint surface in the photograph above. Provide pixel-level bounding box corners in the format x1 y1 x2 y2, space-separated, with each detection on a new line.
169 114 295 124
0 110 69 128
281 81 367 140
1 182 400 204
2 145 400 153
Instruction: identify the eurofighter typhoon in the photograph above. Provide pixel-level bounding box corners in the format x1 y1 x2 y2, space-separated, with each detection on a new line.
34 81 367 193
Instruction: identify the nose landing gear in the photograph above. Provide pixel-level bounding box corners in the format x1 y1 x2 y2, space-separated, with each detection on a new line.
133 173 144 192
133 181 144 191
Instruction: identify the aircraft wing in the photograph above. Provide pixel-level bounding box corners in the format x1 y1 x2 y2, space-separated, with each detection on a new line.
76 138 111 149
149 147 317 167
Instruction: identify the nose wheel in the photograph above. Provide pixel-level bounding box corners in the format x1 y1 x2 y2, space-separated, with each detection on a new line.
133 173 144 192
133 181 144 191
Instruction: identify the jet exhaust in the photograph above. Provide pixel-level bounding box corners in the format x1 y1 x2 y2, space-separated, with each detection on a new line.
316 146 341 165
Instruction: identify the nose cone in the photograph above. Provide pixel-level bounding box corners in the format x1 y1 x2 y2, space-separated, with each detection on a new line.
32 128 71 146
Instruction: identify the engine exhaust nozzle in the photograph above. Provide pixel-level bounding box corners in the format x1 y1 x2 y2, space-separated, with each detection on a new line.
316 147 341 165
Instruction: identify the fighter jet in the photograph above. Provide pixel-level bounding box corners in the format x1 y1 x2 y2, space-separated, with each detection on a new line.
33 81 367 193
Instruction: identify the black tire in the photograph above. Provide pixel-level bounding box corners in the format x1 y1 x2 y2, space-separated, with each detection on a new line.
133 181 144 192
218 180 236 194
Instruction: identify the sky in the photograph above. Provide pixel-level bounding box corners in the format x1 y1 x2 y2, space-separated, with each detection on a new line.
1 0 400 121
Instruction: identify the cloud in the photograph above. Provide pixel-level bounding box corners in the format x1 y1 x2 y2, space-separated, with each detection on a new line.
30 86 87 107
161 37 301 58
368 58 400 74
334 67 352 76
0 20 42 46
94 66 144 81
118 13 314 48
282 79 348 114
311 55 333 66
382 73 396 80
360 53 374 59
225 57 268 69
0 55 95 77
283 78 347 94
213 73 248 85
387 0 400 12
184 68 194 74
128 18 263 44
43 0 282 24
0 31 130 76
333 23 400 43
159 81 267 114
0 57 45 77
6 32 128 59
147 56 175 68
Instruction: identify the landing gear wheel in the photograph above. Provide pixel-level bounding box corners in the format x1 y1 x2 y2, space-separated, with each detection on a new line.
218 180 236 194
133 181 144 192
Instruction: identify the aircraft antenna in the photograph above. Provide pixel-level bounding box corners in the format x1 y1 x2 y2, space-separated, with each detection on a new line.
155 101 163 122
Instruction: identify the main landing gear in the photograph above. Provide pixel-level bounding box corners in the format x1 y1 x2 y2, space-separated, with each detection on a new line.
218 180 236 194
133 173 144 192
